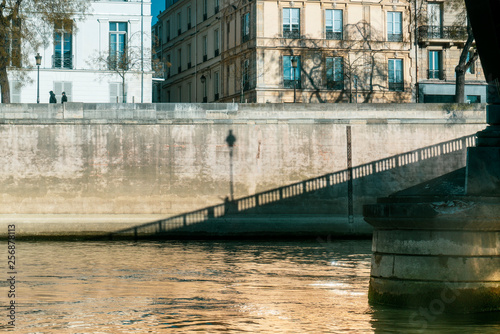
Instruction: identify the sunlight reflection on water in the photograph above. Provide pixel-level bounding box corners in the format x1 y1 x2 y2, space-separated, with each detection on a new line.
1 240 499 333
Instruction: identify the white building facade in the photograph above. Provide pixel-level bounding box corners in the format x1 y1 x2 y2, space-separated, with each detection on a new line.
8 0 152 104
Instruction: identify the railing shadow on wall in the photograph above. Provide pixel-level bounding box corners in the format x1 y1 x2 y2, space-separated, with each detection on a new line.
109 135 476 240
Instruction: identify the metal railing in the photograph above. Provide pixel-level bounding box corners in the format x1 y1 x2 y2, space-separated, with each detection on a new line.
388 82 404 92
428 69 443 80
326 31 343 40
283 30 300 39
52 55 73 69
418 25 468 40
387 33 403 42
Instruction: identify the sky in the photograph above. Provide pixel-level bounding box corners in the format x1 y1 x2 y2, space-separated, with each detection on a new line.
151 0 165 25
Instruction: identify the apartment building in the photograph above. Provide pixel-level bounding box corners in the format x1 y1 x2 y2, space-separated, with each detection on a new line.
155 0 486 104
415 0 487 103
6 0 152 104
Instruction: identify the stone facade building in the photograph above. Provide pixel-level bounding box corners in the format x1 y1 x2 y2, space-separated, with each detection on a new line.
415 0 487 103
5 0 153 104
154 0 486 104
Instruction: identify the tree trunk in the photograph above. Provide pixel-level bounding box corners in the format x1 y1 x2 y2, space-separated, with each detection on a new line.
455 65 466 103
122 73 126 103
455 18 475 103
0 66 10 104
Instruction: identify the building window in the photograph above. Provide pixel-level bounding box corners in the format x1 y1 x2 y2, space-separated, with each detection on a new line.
242 12 250 43
466 50 475 74
428 50 442 79
109 22 127 70
166 20 170 42
214 29 219 56
54 21 73 69
110 82 126 103
388 59 403 91
177 12 181 36
214 72 220 100
187 6 192 29
203 35 208 61
166 54 171 78
242 59 250 91
326 57 344 90
203 78 208 102
203 0 208 20
227 22 230 46
187 44 192 68
177 49 182 73
54 81 72 102
283 56 301 89
427 3 443 38
283 8 300 39
215 0 219 13
178 86 182 102
8 18 21 67
387 12 402 42
11 81 21 103
187 82 192 102
325 9 343 40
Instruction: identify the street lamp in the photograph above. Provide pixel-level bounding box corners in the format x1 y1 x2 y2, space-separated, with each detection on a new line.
35 53 42 103
200 75 207 102
291 57 298 103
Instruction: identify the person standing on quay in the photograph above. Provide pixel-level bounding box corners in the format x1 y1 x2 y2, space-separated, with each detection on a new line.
49 91 57 103
61 92 68 103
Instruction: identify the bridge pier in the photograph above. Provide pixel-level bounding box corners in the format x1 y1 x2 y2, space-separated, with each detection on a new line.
365 196 500 313
365 102 500 313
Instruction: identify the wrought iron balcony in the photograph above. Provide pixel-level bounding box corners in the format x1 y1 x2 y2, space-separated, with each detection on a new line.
284 79 301 89
52 55 73 69
428 69 443 80
387 33 403 42
418 25 468 41
327 81 344 90
326 31 343 40
283 30 300 39
388 82 404 92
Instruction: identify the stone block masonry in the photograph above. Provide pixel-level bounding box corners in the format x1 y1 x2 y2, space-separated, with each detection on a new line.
0 103 487 238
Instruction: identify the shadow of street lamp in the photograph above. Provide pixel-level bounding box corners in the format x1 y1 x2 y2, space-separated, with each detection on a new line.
226 130 236 201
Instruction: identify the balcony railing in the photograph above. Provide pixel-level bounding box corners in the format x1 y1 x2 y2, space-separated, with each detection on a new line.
284 79 301 89
283 30 300 39
418 25 468 41
388 82 404 92
327 81 344 90
428 69 443 80
326 31 343 40
52 55 73 69
387 33 403 42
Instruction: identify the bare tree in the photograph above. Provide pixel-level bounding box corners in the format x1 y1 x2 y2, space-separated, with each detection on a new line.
0 0 90 103
89 32 151 103
446 0 478 103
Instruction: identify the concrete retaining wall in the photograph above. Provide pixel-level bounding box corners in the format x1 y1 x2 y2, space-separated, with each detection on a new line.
0 103 487 238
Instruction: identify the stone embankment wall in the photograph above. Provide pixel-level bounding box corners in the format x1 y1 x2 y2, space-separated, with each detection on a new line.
0 103 487 238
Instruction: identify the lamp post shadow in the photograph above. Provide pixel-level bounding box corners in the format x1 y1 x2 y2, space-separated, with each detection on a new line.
226 130 237 202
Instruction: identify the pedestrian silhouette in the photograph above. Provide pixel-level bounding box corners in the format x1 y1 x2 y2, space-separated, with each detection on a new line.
61 92 68 103
49 91 57 103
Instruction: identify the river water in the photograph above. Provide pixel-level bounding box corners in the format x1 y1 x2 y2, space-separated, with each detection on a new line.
1 240 499 333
